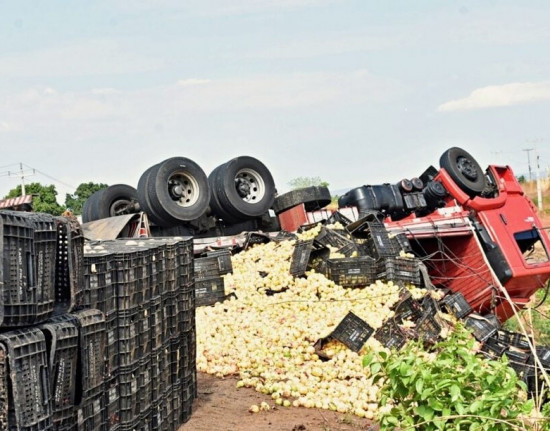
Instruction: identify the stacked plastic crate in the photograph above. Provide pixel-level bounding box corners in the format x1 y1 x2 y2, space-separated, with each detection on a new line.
83 237 196 431
0 210 86 431
1 211 197 430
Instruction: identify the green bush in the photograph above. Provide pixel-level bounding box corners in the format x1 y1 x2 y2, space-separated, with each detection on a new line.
364 325 537 430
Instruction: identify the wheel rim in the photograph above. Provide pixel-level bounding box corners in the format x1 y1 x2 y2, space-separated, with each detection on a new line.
110 199 134 217
234 168 265 204
168 172 200 207
456 156 479 181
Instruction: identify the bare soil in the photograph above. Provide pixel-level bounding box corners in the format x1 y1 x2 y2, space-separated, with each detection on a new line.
179 372 378 431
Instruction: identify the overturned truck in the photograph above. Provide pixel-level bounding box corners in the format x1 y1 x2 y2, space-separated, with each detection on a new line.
82 148 550 323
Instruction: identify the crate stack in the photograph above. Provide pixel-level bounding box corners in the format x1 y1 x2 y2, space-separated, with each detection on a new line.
1 210 197 431
83 237 196 431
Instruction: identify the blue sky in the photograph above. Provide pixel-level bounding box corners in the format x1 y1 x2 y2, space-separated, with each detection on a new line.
1 1 549 203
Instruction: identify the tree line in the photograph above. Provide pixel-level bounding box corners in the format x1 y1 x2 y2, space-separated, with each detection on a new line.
2 182 107 215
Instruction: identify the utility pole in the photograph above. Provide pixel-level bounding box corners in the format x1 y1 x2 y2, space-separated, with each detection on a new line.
8 163 35 196
523 148 534 181
535 149 543 211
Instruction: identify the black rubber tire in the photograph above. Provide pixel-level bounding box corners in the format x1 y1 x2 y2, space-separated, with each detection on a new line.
137 163 175 227
82 188 104 223
145 157 210 225
439 147 486 197
209 156 276 223
207 164 236 222
94 184 139 220
272 186 332 214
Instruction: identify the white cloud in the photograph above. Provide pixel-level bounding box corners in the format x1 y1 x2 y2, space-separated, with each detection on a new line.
0 39 163 78
176 79 211 87
437 81 550 112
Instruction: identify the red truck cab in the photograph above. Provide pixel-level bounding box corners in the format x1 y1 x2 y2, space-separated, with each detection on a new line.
385 150 550 322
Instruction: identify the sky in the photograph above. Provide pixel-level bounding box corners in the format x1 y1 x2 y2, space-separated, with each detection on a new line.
1 0 549 204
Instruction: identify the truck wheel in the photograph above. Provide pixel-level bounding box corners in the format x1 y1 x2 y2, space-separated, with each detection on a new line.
272 186 332 214
96 184 139 220
138 163 172 227
440 147 486 197
209 156 276 222
145 157 210 224
81 189 104 223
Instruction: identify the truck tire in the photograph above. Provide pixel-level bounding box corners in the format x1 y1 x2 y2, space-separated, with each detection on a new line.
440 147 486 197
209 156 276 223
145 157 211 225
82 184 139 222
272 186 332 214
137 163 175 227
82 189 103 223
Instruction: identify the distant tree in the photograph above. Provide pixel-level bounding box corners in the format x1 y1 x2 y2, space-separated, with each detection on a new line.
517 175 526 184
5 182 66 215
288 176 329 190
65 182 108 215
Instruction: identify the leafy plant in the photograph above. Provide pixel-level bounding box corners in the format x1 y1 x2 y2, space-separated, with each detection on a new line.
364 325 536 430
5 182 66 215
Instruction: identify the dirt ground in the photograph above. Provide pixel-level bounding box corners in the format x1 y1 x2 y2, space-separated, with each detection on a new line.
179 372 378 431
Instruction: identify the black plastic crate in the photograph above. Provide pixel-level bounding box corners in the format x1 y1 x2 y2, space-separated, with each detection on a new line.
421 295 439 315
38 319 79 426
374 319 407 350
149 296 164 352
326 210 353 227
82 251 116 314
113 250 150 312
72 309 107 399
393 291 424 323
177 287 195 335
365 223 401 258
195 277 226 307
289 240 314 277
54 216 84 315
440 292 472 319
118 365 141 428
27 213 57 323
377 256 421 285
76 392 104 431
179 374 195 424
0 327 53 430
0 345 9 430
117 308 148 370
529 347 550 368
480 336 509 359
314 227 358 257
104 376 120 431
504 349 530 377
329 312 374 352
415 312 442 343
162 292 179 341
197 249 233 276
390 232 413 254
139 357 153 420
326 256 378 287
151 344 169 406
497 330 533 351
0 210 37 327
464 314 498 342
104 312 118 379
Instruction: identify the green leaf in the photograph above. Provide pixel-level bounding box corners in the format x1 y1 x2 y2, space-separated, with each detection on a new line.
370 362 381 375
421 388 433 400
362 353 374 367
470 400 482 413
415 404 435 422
428 398 445 411
416 378 424 395
450 384 460 402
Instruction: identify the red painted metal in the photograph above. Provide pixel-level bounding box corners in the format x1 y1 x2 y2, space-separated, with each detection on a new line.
278 204 308 232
